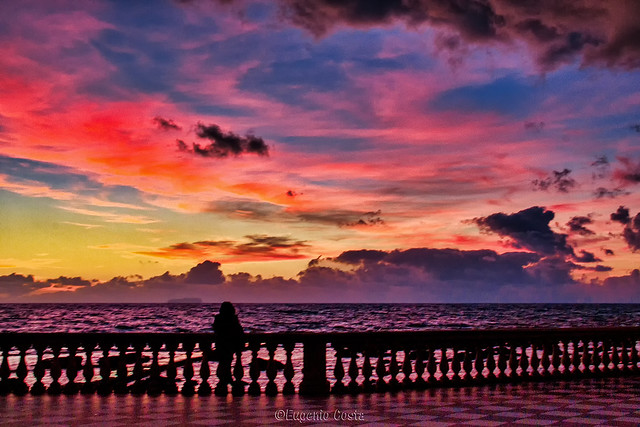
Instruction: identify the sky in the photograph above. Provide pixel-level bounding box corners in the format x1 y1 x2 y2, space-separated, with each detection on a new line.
1 0 640 303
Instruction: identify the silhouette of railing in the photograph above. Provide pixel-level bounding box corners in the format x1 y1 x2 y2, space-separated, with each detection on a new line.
0 327 639 396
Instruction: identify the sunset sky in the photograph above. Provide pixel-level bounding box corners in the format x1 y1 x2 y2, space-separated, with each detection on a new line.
1 0 640 302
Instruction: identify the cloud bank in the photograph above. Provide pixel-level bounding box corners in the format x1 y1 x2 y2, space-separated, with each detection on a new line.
279 0 640 70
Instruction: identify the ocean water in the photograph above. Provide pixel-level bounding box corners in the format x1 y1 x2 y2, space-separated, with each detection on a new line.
1 303 640 333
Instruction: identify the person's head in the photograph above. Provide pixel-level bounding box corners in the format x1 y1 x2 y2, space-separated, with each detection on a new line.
219 301 236 316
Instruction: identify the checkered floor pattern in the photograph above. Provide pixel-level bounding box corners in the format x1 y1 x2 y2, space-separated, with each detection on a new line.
1 377 640 426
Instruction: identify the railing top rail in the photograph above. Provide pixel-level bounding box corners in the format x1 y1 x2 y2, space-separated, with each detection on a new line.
1 326 639 346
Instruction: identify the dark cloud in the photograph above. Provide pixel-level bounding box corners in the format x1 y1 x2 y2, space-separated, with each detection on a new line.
281 0 504 39
591 155 610 180
603 248 614 256
207 199 285 221
594 187 628 199
591 155 609 167
344 210 385 227
178 123 269 158
138 235 309 260
383 248 541 283
622 212 640 252
632 124 640 133
297 209 385 228
153 116 181 131
474 206 573 256
184 260 225 284
611 206 630 224
209 199 382 229
524 121 544 132
0 273 36 297
614 157 640 184
0 273 34 284
277 0 640 70
330 247 543 289
566 215 594 235
334 249 388 265
237 234 309 255
524 256 576 286
532 168 576 193
597 269 640 302
538 31 601 68
573 250 601 263
45 276 93 287
1 245 638 302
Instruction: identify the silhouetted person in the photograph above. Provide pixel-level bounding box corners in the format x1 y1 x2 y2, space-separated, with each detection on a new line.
212 301 244 395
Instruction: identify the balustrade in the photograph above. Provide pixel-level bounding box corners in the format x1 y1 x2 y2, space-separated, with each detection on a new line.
0 327 638 396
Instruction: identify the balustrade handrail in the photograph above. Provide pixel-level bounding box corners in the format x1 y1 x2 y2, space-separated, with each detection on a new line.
1 327 639 397
2 325 639 341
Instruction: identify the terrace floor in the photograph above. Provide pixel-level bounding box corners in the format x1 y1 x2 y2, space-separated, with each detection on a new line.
2 377 640 426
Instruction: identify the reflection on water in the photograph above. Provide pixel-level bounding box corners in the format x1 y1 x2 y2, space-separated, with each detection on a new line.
1 303 640 333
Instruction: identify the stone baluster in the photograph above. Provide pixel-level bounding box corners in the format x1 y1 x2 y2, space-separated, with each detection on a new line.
518 345 529 379
231 349 246 396
181 341 196 396
247 342 261 395
591 342 602 375
48 344 63 395
571 341 581 376
414 349 426 389
508 346 518 380
165 342 178 395
362 350 374 392
530 344 540 378
63 344 79 394
332 347 346 394
14 345 29 396
450 348 461 383
611 342 620 375
348 349 361 393
81 343 95 394
463 349 474 382
561 341 571 377
551 343 561 377
30 345 46 395
581 340 592 376
114 343 129 394
146 342 162 396
402 349 413 388
496 346 507 381
389 350 400 390
540 344 551 377
630 338 640 373
283 343 296 395
198 342 212 396
97 344 112 395
375 350 387 391
474 347 484 381
426 348 437 384
601 340 611 374
130 344 146 395
486 346 496 382
621 341 630 374
265 342 279 396
439 348 449 383
0 346 10 395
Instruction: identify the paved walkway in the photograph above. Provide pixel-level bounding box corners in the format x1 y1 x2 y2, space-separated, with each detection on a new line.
1 377 640 426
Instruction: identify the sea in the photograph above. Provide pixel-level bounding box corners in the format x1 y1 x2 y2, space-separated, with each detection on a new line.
2 303 640 333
